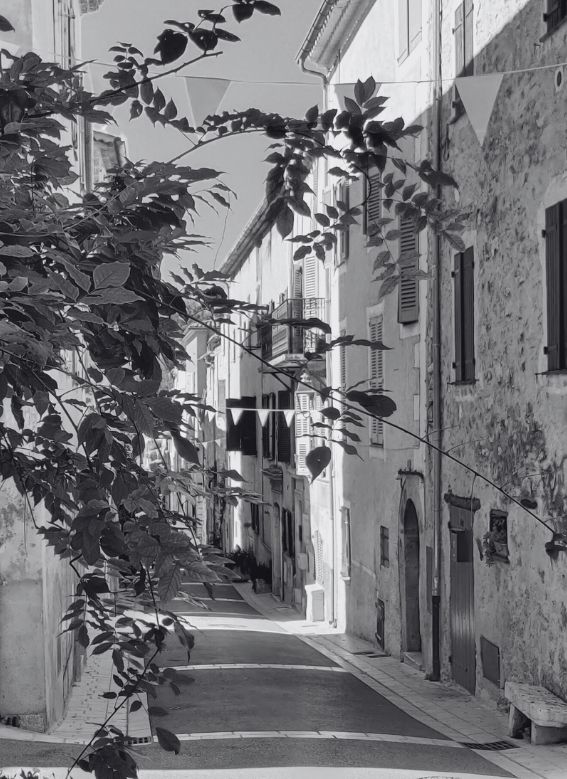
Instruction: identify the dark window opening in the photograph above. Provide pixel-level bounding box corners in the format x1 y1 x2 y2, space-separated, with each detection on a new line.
380 525 390 567
376 598 385 648
277 390 293 464
226 397 257 455
480 635 501 686
483 509 509 563
453 247 475 383
341 507 351 578
544 200 567 371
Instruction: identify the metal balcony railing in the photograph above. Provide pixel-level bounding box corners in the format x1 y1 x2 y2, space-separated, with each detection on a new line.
259 297 327 362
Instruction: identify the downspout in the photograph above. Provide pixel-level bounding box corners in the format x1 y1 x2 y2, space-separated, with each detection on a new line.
430 0 443 682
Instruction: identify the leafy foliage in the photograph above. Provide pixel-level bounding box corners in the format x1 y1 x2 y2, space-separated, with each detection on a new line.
0 4 465 778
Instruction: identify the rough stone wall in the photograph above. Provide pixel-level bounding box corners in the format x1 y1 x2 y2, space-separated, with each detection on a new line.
433 0 567 700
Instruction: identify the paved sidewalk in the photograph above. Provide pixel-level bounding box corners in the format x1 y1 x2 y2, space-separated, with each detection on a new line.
235 583 567 779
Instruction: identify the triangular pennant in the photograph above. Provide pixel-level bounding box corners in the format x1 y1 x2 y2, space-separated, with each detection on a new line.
455 73 503 146
333 83 356 110
229 408 244 425
284 410 295 427
257 409 270 426
185 77 231 127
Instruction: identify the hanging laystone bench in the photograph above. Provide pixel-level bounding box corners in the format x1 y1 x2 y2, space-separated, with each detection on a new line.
505 681 567 745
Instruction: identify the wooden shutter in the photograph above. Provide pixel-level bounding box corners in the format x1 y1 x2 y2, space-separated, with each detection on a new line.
369 316 384 446
262 394 270 457
239 395 257 456
277 390 292 464
408 0 422 50
454 2 465 76
337 182 350 263
339 330 347 392
398 213 419 324
463 0 474 76
546 203 562 371
462 247 475 381
293 263 303 298
295 392 311 476
340 507 351 578
398 0 408 60
226 398 243 451
453 253 464 381
303 255 319 299
364 168 382 235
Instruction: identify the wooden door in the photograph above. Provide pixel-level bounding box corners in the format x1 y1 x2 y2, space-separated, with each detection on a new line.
450 507 476 693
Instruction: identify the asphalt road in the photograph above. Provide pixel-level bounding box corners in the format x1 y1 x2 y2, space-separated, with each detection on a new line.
0 580 515 778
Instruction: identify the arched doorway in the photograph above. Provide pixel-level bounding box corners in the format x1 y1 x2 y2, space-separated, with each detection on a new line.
403 500 421 652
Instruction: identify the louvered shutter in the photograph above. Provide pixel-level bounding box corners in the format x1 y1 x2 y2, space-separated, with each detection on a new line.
398 213 419 324
453 253 464 381
226 398 242 451
239 395 257 455
293 263 303 298
408 0 421 49
303 254 319 300
339 330 347 392
545 0 563 32
277 390 292 464
454 3 465 76
295 392 311 476
364 168 382 235
464 0 474 76
269 392 276 458
462 247 475 381
337 182 350 263
398 0 408 60
369 316 384 446
546 203 562 371
262 394 270 457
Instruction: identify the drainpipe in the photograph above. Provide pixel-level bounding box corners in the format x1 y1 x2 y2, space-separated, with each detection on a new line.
430 0 443 683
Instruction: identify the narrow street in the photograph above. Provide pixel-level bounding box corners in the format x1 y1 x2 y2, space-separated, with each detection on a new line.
0 577 515 778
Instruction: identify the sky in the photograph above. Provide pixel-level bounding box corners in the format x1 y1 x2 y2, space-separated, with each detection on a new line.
82 0 323 274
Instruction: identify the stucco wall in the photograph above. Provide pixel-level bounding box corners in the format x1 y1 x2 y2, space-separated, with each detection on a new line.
432 0 567 700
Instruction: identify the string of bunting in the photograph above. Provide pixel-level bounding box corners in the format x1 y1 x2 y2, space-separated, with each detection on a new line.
223 407 298 428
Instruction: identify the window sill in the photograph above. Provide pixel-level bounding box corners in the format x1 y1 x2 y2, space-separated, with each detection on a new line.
369 444 386 460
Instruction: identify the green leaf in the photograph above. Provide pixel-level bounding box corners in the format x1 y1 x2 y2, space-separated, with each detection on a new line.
93 262 131 289
321 406 341 420
254 1 281 14
0 245 34 258
172 434 200 464
276 205 294 238
83 288 142 305
306 445 331 482
156 727 181 754
233 3 254 22
0 15 15 32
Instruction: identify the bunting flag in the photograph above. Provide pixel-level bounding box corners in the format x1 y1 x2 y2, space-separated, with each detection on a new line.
185 77 231 127
284 410 295 428
454 73 503 146
229 408 244 425
257 409 270 426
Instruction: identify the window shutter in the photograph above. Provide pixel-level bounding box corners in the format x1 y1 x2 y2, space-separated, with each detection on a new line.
562 200 567 368
337 182 350 263
262 394 270 457
369 316 384 446
462 246 475 381
339 330 347 392
398 0 408 60
454 3 465 76
277 390 292 464
226 398 243 451
398 213 419 324
303 255 319 299
340 507 351 578
546 203 562 371
364 168 382 235
463 0 474 76
293 263 303 298
239 395 257 456
453 253 464 381
408 0 422 49
295 392 312 476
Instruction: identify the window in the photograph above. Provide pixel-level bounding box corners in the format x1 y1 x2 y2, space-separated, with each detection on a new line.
480 636 501 686
251 503 260 535
363 167 382 236
398 212 419 324
380 525 390 567
544 0 567 35
277 390 293 464
452 247 475 383
225 397 257 454
376 598 385 648
453 1 474 118
484 509 509 562
282 509 294 559
369 315 384 446
336 182 350 263
261 393 275 459
398 0 422 61
340 507 351 579
544 200 567 371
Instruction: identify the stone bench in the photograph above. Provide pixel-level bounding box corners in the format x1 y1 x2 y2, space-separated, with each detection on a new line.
505 681 567 745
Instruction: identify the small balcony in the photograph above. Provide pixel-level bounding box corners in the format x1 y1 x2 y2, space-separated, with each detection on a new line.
258 297 327 366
